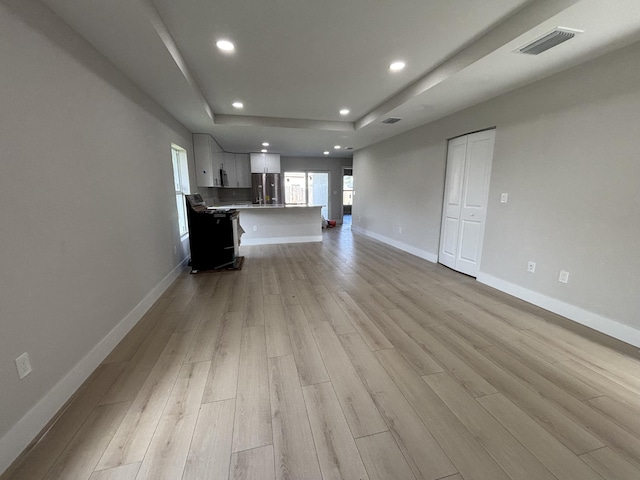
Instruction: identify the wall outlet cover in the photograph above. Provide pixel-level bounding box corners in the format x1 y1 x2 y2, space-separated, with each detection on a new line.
15 352 32 379
527 261 536 273
559 270 570 283
501 193 509 203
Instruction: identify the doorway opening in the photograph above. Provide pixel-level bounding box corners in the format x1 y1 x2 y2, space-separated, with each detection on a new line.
284 171 330 220
342 167 353 226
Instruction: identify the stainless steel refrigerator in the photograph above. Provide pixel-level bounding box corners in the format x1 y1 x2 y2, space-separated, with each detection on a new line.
252 173 282 205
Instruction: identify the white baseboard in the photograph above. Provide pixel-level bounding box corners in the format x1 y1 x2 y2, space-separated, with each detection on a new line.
241 235 323 246
349 226 640 348
0 258 189 476
351 226 438 264
477 272 640 348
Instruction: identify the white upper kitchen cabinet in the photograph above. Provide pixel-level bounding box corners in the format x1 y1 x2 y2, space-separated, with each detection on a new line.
250 153 281 173
223 152 237 187
235 154 251 187
250 153 265 173
193 133 223 187
265 154 280 173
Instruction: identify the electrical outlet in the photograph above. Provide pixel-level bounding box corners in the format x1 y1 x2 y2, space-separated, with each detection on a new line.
527 261 536 273
252 225 258 232
558 270 570 283
398 226 403 234
15 352 32 379
501 193 508 203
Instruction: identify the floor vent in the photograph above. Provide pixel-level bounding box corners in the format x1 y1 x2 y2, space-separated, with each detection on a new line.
381 117 402 124
516 27 582 55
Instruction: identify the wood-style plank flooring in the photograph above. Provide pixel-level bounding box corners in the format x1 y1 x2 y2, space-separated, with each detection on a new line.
4 222 640 480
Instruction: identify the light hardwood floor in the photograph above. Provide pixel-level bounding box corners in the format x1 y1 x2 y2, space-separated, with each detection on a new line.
4 225 640 480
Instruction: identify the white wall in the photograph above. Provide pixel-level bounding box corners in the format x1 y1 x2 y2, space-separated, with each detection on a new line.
281 156 353 222
0 0 195 471
353 40 640 344
353 133 447 262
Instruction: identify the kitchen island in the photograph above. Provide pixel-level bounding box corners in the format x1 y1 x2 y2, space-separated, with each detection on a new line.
207 204 323 245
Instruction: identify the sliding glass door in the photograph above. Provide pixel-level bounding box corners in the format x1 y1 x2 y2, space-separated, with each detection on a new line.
284 171 329 219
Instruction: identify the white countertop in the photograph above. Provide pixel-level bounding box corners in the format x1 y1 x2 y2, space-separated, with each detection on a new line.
207 204 323 210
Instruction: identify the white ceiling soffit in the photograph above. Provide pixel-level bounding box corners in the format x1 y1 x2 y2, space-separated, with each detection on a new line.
40 0 216 133
355 0 581 129
368 0 640 145
39 0 640 156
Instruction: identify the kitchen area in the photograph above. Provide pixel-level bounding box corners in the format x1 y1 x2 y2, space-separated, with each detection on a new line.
191 134 338 251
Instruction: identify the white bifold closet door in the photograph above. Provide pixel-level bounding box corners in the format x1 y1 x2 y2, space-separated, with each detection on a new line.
439 129 495 277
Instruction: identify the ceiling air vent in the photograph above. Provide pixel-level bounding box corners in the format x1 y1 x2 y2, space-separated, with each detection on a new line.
381 117 402 124
516 27 582 55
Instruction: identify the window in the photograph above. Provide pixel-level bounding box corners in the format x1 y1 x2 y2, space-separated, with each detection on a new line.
343 174 354 206
284 172 307 205
171 144 190 236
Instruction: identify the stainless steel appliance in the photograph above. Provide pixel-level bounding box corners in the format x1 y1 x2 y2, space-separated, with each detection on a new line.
252 173 282 204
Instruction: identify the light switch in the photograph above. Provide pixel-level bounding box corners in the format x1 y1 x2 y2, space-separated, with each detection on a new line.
500 193 508 203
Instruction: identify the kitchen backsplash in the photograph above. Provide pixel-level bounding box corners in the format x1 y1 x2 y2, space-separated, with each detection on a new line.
195 187 251 205
195 187 220 205
218 188 252 204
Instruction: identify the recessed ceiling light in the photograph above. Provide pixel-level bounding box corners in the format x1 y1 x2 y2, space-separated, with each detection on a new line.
334 145 341 150
261 149 267 153
339 109 350 116
323 151 330 155
389 61 406 72
216 39 235 52
262 142 270 147
232 101 243 109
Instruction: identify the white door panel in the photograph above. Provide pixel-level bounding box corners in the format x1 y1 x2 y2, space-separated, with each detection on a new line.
439 130 495 277
447 141 466 206
440 216 459 269
459 221 481 261
464 149 490 206
439 137 467 270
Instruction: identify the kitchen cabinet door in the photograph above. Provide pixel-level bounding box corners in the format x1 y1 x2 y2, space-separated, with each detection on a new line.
193 133 223 187
235 154 251 187
250 153 266 173
193 134 213 187
265 153 281 173
212 148 223 187
251 152 280 173
223 152 237 187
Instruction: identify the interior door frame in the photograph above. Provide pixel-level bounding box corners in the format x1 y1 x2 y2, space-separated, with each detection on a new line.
341 166 354 225
437 127 496 276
